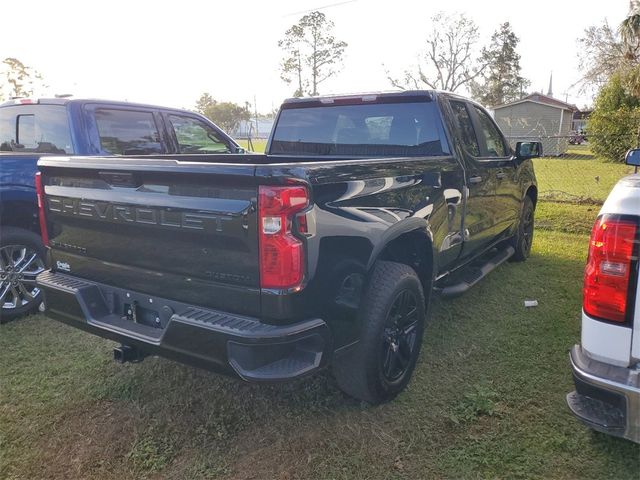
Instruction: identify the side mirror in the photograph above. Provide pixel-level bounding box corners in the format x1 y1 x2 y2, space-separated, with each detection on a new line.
515 141 543 159
625 148 640 166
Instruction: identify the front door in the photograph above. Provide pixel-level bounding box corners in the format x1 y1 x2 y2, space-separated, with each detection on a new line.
468 104 520 240
447 99 498 259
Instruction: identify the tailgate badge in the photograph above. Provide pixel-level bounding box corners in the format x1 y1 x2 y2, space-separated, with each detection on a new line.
56 261 71 272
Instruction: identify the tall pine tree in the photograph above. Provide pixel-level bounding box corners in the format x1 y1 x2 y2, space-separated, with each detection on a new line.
470 23 530 106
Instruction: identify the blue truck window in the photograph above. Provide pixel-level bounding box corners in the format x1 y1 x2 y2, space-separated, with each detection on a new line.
95 109 163 155
0 105 73 154
17 115 36 147
271 102 446 157
168 115 230 154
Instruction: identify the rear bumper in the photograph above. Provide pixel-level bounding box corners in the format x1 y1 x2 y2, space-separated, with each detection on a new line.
37 270 330 382
567 345 640 443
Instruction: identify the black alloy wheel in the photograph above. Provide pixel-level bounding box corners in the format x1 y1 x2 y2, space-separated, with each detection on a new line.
380 289 420 383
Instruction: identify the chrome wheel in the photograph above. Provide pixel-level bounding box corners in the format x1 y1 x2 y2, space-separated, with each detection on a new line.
0 244 45 311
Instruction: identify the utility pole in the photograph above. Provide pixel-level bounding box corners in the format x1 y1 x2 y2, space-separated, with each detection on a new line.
254 95 259 137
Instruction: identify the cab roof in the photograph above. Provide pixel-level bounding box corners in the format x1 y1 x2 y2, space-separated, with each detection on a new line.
0 97 186 112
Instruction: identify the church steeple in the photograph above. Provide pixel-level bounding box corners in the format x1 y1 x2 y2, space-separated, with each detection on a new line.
547 72 553 97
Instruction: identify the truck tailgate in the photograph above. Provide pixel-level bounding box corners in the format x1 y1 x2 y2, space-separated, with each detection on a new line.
39 157 261 316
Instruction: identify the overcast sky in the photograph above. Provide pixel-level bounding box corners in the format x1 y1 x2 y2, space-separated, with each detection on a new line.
0 0 628 113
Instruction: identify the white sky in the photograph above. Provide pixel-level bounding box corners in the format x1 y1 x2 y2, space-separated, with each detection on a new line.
0 0 628 113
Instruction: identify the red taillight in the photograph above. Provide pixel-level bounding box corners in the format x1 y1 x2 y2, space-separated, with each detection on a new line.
34 172 49 246
583 216 637 323
258 185 309 289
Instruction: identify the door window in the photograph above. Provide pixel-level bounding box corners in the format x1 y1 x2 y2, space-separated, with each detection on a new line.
473 105 508 157
95 109 162 155
449 101 480 157
168 115 230 154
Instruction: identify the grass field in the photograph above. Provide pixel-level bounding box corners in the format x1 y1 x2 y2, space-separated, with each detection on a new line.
533 146 634 203
2 207 639 479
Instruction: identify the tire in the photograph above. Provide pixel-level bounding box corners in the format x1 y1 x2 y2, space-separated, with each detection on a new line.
333 261 427 404
0 227 47 324
510 195 535 262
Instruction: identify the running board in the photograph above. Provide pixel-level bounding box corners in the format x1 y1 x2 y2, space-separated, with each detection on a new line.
439 246 515 297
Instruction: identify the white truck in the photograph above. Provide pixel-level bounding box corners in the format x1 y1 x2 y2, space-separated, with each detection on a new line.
567 149 640 443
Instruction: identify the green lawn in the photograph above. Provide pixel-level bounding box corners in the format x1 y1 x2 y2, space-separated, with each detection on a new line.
534 145 634 203
1 217 639 479
237 138 267 153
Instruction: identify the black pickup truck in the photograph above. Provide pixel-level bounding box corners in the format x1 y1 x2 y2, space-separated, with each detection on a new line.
36 91 539 403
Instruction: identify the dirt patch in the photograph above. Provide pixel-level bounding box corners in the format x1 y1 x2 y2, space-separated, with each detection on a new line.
219 410 417 480
22 401 138 480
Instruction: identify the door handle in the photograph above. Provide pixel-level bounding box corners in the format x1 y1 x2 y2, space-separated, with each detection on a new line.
468 175 482 184
496 171 506 180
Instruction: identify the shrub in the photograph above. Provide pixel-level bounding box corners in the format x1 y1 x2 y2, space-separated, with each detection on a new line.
588 66 640 162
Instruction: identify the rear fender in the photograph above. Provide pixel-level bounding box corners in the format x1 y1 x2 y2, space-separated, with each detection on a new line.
367 218 435 270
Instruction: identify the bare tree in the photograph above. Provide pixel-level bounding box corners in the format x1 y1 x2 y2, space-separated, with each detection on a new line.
576 17 639 95
278 11 348 97
387 13 486 92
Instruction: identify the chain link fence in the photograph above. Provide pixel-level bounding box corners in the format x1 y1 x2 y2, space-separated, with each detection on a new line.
505 135 638 205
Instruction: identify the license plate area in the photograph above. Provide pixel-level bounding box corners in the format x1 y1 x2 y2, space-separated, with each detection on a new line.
124 301 164 329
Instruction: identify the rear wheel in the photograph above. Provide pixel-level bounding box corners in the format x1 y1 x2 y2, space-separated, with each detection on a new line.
511 195 535 262
333 261 426 404
0 228 46 324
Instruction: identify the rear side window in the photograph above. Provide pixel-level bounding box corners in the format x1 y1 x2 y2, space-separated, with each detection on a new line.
449 101 480 157
270 101 446 156
168 115 230 153
0 105 74 154
95 109 162 155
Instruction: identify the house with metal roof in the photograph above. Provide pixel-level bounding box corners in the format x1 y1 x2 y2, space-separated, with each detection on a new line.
492 91 578 156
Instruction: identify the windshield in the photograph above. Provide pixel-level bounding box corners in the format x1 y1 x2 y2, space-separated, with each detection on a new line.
270 101 446 157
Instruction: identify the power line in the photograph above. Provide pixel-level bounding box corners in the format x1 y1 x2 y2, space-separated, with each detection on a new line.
283 0 358 17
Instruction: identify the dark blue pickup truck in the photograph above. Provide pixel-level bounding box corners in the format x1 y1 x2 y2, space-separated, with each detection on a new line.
0 97 241 321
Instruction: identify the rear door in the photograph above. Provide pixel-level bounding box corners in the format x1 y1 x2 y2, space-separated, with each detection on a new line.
39 157 261 316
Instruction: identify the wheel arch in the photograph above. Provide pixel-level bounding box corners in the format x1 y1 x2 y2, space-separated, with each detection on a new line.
367 220 436 296
0 198 40 234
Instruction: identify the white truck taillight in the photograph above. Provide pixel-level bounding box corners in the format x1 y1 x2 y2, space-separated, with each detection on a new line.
258 185 309 289
583 215 638 323
34 172 49 246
